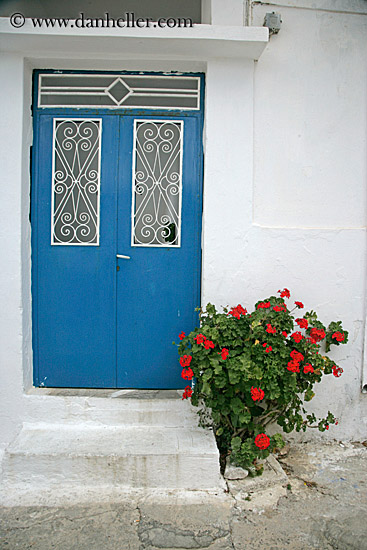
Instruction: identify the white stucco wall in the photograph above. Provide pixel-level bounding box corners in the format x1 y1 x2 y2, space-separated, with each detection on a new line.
202 0 367 440
0 54 27 450
0 0 366 452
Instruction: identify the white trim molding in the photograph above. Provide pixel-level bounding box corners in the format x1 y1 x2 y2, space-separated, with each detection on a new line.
0 19 268 61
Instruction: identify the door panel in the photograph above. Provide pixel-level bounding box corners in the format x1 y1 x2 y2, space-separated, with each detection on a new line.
116 116 202 388
32 113 202 388
33 115 119 387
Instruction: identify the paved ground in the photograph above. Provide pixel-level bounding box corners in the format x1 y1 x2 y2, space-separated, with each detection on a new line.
0 441 366 550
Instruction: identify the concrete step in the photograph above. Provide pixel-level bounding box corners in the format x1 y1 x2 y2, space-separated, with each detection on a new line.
2 424 225 490
24 389 199 427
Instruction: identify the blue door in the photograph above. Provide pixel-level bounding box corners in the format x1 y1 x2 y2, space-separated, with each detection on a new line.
32 111 203 388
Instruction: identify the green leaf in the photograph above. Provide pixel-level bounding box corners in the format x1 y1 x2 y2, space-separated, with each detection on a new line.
239 409 251 425
230 396 244 415
304 388 315 401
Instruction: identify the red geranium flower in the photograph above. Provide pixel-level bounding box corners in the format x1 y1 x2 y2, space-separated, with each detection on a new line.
282 331 288 338
219 348 229 360
265 346 272 353
296 318 308 329
180 355 192 368
332 365 343 378
179 331 186 340
287 360 300 373
309 328 326 342
273 303 287 312
295 301 304 308
291 331 303 343
229 308 240 319
181 367 194 380
194 334 205 345
266 323 276 334
303 364 314 374
257 301 271 309
290 349 304 362
332 332 345 342
278 288 290 299
254 433 270 450
325 424 329 430
229 304 247 318
182 386 193 400
251 386 265 401
203 339 214 350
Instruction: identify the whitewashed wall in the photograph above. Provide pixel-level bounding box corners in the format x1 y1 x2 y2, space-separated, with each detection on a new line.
0 0 366 454
202 0 367 440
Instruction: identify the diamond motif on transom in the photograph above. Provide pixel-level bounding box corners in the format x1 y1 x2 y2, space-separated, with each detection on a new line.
105 78 131 105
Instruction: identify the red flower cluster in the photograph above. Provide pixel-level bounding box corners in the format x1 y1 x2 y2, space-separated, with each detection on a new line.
251 386 264 401
287 361 300 373
332 332 345 342
295 301 304 308
194 334 205 344
204 339 215 350
179 331 186 340
332 365 343 378
181 367 194 380
282 331 288 338
194 334 214 350
266 323 276 334
309 328 326 343
296 318 308 329
290 350 304 362
303 363 314 374
229 304 247 319
278 288 290 299
262 343 272 353
219 348 229 360
257 301 271 309
273 303 287 312
287 349 304 373
254 433 270 450
291 331 303 343
182 386 193 400
180 355 192 367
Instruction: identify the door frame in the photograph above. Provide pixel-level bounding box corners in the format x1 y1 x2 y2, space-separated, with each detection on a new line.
31 69 205 388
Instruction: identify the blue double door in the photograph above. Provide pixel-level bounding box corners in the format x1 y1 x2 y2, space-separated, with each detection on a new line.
32 113 202 388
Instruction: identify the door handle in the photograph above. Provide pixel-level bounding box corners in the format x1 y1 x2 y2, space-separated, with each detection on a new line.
116 254 131 259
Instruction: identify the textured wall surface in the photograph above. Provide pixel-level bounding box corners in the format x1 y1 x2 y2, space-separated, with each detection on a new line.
0 0 366 452
202 0 367 440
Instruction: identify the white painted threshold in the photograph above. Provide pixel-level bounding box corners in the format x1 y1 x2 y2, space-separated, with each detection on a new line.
0 19 268 61
26 387 182 399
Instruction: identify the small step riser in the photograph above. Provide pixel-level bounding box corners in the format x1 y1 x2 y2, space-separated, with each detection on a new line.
25 401 199 427
25 410 199 427
2 453 222 490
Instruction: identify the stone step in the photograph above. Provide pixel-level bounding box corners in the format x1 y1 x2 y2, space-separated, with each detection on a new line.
24 389 199 427
2 424 225 490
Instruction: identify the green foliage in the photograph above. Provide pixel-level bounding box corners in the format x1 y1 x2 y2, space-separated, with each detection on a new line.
176 291 348 474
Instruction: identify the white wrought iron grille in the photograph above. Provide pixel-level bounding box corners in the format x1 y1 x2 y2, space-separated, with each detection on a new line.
132 120 183 247
39 74 200 110
51 119 101 245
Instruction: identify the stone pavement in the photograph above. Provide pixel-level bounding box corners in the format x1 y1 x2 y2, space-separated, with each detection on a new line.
0 441 366 550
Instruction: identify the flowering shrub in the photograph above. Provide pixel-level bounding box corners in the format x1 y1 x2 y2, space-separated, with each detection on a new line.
175 289 348 476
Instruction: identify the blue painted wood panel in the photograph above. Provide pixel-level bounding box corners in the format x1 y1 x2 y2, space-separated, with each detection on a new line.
33 115 119 387
116 116 202 388
32 109 203 388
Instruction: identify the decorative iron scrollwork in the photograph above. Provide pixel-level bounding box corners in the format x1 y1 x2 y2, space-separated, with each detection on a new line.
132 120 183 247
52 119 101 245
